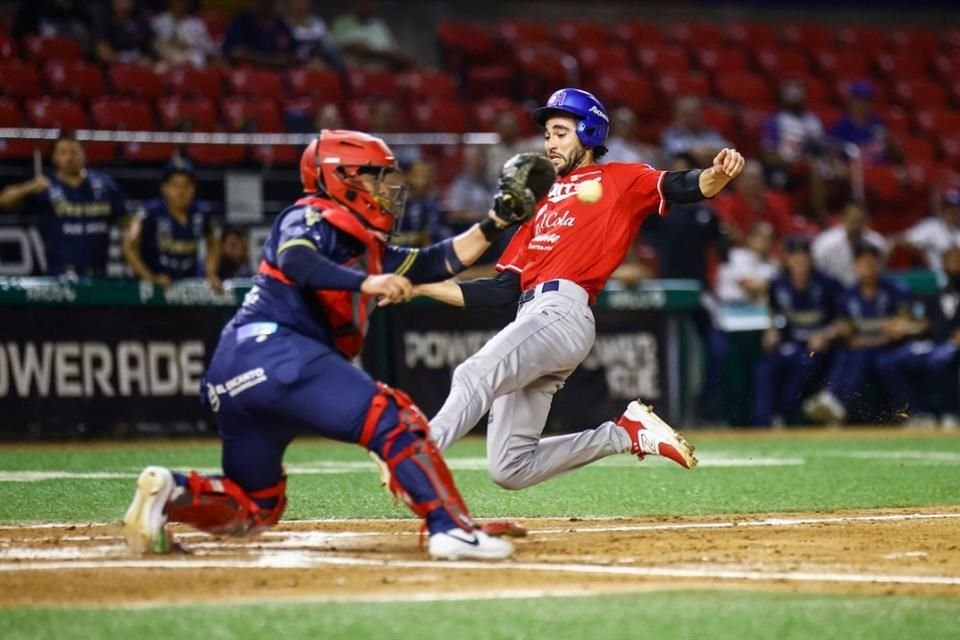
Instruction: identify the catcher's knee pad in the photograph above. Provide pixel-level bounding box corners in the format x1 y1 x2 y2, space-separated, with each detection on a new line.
362 383 473 531
165 472 287 537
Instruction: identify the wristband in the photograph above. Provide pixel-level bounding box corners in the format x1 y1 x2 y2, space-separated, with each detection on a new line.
479 216 507 242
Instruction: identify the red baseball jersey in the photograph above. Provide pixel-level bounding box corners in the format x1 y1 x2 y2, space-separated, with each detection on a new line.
496 162 667 302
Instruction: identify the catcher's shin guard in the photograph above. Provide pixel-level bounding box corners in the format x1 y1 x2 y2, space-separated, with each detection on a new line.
165 471 287 537
362 383 474 532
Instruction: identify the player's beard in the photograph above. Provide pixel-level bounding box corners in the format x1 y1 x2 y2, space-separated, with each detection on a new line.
555 146 588 177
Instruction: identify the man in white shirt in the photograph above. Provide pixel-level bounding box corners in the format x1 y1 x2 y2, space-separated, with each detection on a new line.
152 0 216 68
812 201 888 286
716 222 778 304
897 188 960 273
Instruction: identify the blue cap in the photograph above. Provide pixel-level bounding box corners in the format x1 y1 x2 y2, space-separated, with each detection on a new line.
784 235 812 253
531 88 610 149
161 157 196 182
849 80 875 99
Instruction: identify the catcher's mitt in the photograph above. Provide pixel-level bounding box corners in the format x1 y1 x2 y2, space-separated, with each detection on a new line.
492 153 557 224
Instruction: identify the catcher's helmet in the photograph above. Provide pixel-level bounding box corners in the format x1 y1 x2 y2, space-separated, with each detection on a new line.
299 130 407 235
531 88 609 149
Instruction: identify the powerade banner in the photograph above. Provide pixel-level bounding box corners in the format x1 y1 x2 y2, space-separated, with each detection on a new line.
365 303 671 433
1 307 231 434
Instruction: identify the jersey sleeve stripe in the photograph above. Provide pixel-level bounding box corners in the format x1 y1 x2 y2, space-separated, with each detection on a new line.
656 171 668 217
277 238 317 254
394 249 420 276
496 263 523 274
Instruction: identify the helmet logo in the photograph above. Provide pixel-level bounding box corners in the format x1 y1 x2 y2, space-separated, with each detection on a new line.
588 105 609 122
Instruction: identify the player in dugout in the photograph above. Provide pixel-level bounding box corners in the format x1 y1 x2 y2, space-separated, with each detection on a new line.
0 132 128 276
396 88 745 490
123 130 552 561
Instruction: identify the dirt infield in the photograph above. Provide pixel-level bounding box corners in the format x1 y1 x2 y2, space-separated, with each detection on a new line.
2 506 959 606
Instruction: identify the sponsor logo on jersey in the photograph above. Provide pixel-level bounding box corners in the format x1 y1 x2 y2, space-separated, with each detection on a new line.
546 177 603 204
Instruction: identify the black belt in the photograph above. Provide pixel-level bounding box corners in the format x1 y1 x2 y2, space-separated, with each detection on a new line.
518 280 560 306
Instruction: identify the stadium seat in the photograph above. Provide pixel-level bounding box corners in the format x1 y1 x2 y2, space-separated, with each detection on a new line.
0 97 32 159
437 21 496 68
0 60 42 98
610 21 665 48
0 32 17 58
345 68 400 99
24 35 82 62
939 136 960 170
890 27 941 58
815 51 871 79
701 102 735 139
695 46 751 72
287 67 342 100
657 72 710 100
514 46 571 99
470 98 530 135
227 67 285 99
755 48 812 77
26 97 88 129
555 21 609 49
344 99 373 130
892 80 947 109
166 66 224 99
932 52 960 81
879 105 913 136
202 11 230 45
781 24 834 51
899 136 939 165
156 97 217 131
593 70 655 115
109 64 165 100
498 20 550 47
667 22 724 49
713 72 774 108
875 53 930 83
81 142 118 166
411 100 468 133
726 22 780 49
122 140 177 164
222 98 283 132
0 97 23 126
635 44 691 75
90 97 155 130
575 45 631 77
399 68 458 101
945 28 960 51
835 26 889 57
794 76 833 109
915 108 960 137
43 60 105 100
465 65 514 99
188 143 246 166
252 144 299 166
812 105 843 130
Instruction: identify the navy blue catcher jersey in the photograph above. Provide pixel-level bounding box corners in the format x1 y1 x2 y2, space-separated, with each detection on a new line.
138 198 215 280
27 170 127 275
769 271 839 343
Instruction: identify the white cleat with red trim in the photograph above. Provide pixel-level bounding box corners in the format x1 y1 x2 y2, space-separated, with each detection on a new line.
615 401 698 469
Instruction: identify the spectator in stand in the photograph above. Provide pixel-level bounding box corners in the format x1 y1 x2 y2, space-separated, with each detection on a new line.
484 111 539 188
803 242 925 425
392 160 451 248
285 0 344 70
753 236 839 427
812 201 888 286
603 106 660 166
761 79 829 220
122 159 221 291
368 99 421 165
660 95 729 167
715 221 778 305
217 226 253 280
829 80 901 165
0 132 127 277
313 103 345 131
14 0 92 46
894 187 960 273
94 0 155 65
152 0 218 69
712 159 799 245
330 0 407 69
223 0 295 68
444 145 496 226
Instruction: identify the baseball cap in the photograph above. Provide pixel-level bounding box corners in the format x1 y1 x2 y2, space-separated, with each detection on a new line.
783 235 812 253
852 239 882 259
848 80 875 100
161 157 196 182
941 187 960 207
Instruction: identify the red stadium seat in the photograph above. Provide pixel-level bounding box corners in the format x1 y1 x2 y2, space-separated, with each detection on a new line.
714 72 774 108
345 68 400 99
498 20 549 47
202 11 230 44
695 46 751 72
668 22 723 48
575 45 630 76
26 97 88 129
890 27 941 58
610 22 665 48
411 100 467 133
123 140 176 164
755 48 811 77
879 105 913 136
90 97 155 130
344 100 373 130
156 97 217 131
811 105 843 130
945 28 960 51
470 98 530 135
893 80 947 109
0 32 17 58
222 98 283 132
0 60 42 98
465 65 513 99
835 26 889 57
899 136 938 164
166 66 224 98
939 136 960 170
109 63 165 99
188 144 246 166
252 144 299 165
916 108 960 136
782 24 834 51
0 97 32 159
815 51 871 79
24 35 82 62
701 102 735 139
227 67 285 99
399 68 458 101
793 76 833 109
437 21 496 68
0 97 23 126
657 72 710 100
82 142 118 166
514 46 571 99
635 45 690 75
933 52 960 81
555 21 608 49
726 22 779 49
592 70 655 115
875 53 930 83
287 67 342 100
44 60 105 100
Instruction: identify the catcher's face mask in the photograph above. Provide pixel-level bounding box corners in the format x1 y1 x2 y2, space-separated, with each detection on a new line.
340 165 409 236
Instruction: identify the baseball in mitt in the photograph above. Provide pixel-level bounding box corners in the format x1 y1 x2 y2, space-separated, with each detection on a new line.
492 153 557 225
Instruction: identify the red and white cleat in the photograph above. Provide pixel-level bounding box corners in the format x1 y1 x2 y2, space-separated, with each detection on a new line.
616 401 698 469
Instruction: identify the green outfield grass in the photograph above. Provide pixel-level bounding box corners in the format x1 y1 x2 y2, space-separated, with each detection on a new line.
2 431 959 640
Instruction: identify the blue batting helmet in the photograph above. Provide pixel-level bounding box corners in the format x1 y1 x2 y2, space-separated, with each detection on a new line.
531 88 610 149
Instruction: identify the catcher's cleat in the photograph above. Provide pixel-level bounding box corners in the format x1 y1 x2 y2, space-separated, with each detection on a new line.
616 401 698 469
123 466 176 554
479 520 528 538
428 527 514 561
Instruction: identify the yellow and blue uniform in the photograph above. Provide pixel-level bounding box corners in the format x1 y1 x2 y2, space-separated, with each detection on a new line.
138 198 214 280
